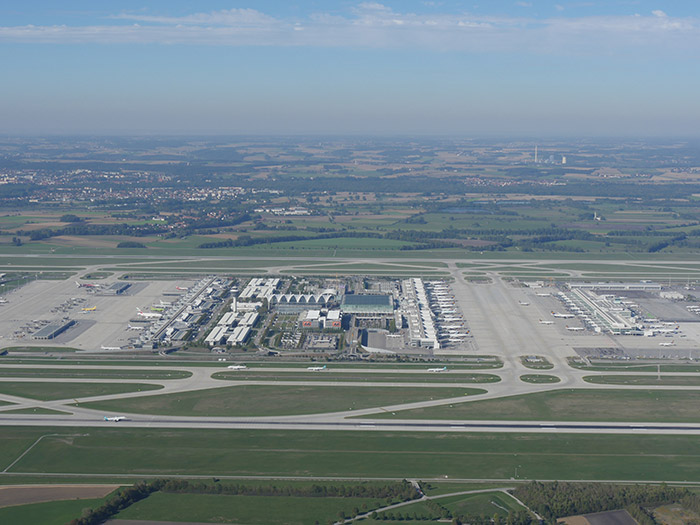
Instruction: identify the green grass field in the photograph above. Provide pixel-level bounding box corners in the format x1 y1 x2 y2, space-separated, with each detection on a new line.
570 361 700 373
0 359 502 369
584 375 700 386
371 500 443 520
0 497 107 525
81 385 485 416
0 381 162 401
519 356 554 370
1 407 71 415
116 492 382 524
211 371 501 384
520 374 560 384
438 491 525 517
370 389 700 423
0 368 191 380
7 427 700 482
2 346 80 353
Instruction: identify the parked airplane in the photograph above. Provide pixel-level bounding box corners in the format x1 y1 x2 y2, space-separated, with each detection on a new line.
565 326 585 331
104 416 127 422
0 298 7 304
176 286 189 291
427 366 448 372
101 345 121 350
227 365 248 370
307 365 327 371
536 293 551 297
539 320 554 325
81 306 96 312
659 340 676 347
552 312 575 319
136 308 162 319
76 281 99 289
519 301 530 306
127 324 144 331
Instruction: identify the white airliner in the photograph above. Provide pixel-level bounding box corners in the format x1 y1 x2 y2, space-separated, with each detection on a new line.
519 301 530 306
539 320 554 325
76 281 100 289
307 365 327 371
136 307 162 319
227 364 248 370
427 366 447 372
552 312 575 319
176 286 189 291
127 324 144 331
104 416 127 422
0 299 7 304
659 340 676 347
536 293 551 297
101 345 121 350
565 326 585 332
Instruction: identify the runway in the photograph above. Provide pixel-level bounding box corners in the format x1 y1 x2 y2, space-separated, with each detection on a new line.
3 414 700 435
0 359 699 434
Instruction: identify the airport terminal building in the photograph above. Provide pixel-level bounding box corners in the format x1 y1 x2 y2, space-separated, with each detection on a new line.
340 294 394 318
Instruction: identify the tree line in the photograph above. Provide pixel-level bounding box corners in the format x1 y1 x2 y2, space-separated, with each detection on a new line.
67 478 421 525
512 481 695 523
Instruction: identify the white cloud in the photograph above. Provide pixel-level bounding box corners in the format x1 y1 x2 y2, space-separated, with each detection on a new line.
0 4 697 55
112 8 280 27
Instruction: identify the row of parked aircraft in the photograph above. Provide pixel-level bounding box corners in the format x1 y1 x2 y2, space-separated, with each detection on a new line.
426 282 469 346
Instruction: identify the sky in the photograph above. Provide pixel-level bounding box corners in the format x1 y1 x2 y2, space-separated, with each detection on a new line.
0 1 699 136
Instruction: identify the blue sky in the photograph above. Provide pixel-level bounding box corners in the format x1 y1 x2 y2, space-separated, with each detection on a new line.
1 1 698 136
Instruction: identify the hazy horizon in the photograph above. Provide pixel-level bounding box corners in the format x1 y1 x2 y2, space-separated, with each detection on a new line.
1 1 699 136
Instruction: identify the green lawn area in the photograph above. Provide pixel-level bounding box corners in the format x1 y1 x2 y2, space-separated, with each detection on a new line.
420 482 514 496
570 361 700 373
0 368 191 380
211 371 501 384
520 374 560 384
584 375 700 386
2 346 79 353
370 389 700 423
519 356 554 370
1 407 71 415
251 237 415 250
0 359 501 369
8 427 700 482
294 262 448 270
438 491 525 517
116 492 382 525
372 500 443 520
80 385 485 416
0 382 162 401
0 497 107 525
